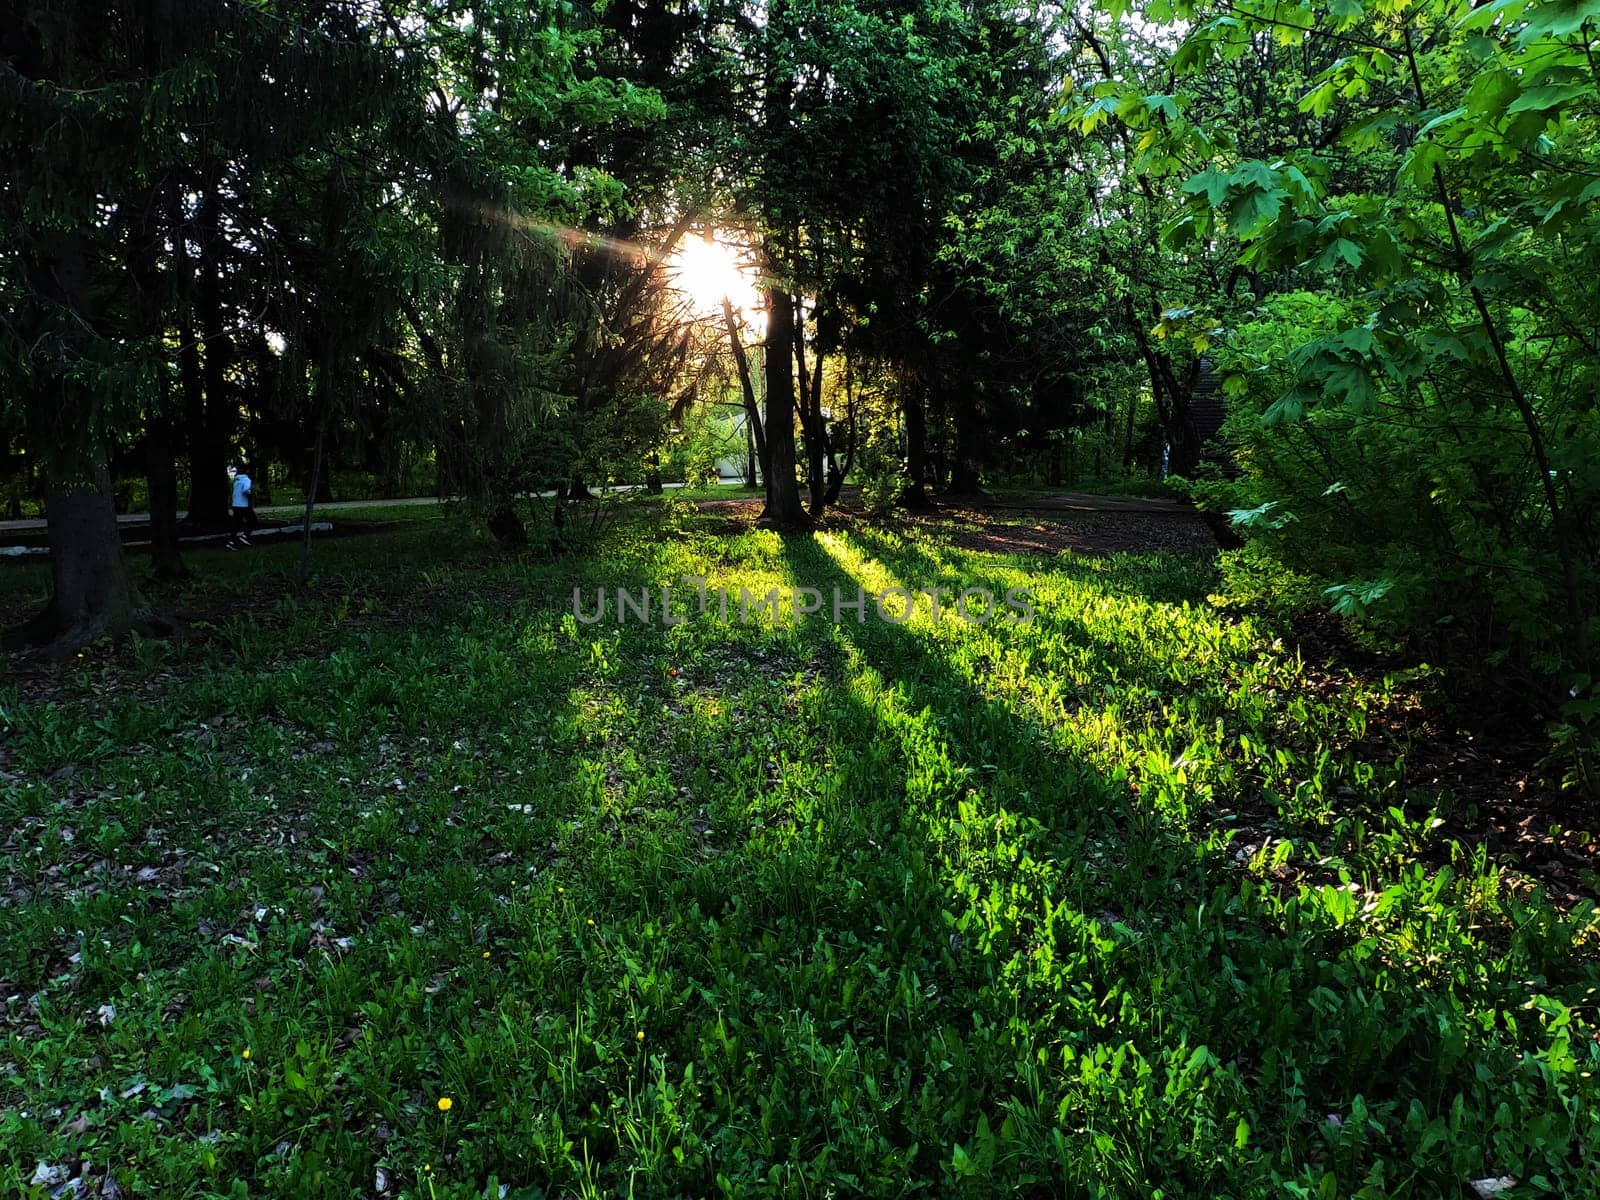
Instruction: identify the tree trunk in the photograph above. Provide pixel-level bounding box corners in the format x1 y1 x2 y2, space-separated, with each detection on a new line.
4 440 154 656
1122 386 1139 470
758 281 809 530
825 354 856 505
900 378 933 510
5 229 157 655
745 416 758 489
129 182 186 580
792 299 829 518
947 398 982 496
145 419 187 580
175 189 229 529
38 470 153 651
488 505 529 547
1128 296 1201 478
723 296 766 492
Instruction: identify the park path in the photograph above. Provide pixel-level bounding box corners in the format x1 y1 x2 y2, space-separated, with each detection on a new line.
0 494 444 536
0 483 711 540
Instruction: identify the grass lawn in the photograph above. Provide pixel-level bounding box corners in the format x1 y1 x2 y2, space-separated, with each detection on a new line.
1 504 1596 1198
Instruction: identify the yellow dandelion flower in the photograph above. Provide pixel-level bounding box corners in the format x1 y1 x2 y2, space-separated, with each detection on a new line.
481 951 490 959
437 1096 453 1112
241 1048 251 1060
635 1030 645 1042
586 918 595 927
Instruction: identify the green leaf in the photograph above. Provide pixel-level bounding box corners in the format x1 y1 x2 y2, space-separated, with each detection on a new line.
1520 0 1600 40
1162 213 1199 248
1322 361 1376 410
1225 185 1286 238
1262 392 1307 425
1506 84 1592 115
1182 166 1230 207
1455 0 1532 32
1229 160 1279 191
1325 578 1394 617
1299 80 1338 118
1313 238 1364 271
1463 69 1522 121
1418 106 1466 140
1331 326 1376 357
1229 500 1297 529
1144 93 1180 120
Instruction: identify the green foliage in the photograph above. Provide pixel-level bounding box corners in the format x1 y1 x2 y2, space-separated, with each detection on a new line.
855 422 903 515
1083 0 1600 722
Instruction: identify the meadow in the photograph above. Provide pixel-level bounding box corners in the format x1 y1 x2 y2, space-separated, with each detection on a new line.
1 500 1596 1198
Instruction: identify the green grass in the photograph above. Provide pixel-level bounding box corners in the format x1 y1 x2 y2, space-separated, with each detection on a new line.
1 508 1596 1199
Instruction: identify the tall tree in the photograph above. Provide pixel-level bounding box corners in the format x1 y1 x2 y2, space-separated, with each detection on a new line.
1 1 418 646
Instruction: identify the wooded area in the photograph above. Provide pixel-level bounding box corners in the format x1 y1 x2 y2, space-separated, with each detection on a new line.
7 0 1591 696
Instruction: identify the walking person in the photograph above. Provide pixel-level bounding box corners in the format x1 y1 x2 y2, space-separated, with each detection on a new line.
226 464 255 549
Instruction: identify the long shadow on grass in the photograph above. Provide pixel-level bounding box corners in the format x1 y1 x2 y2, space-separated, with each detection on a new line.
848 524 1304 765
737 533 1256 1194
718 531 1574 1199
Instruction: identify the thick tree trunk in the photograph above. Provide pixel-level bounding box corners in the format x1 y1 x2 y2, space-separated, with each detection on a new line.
758 282 809 530
804 427 827 516
6 229 158 655
4 452 155 657
44 472 152 648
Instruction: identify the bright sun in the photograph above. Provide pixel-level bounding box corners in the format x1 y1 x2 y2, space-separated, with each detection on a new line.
669 232 758 317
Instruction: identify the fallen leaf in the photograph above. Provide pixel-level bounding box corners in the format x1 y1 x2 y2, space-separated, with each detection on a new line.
31 1162 68 1188
1470 1179 1516 1199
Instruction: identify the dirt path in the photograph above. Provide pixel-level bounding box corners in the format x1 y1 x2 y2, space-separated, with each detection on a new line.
692 492 1217 557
